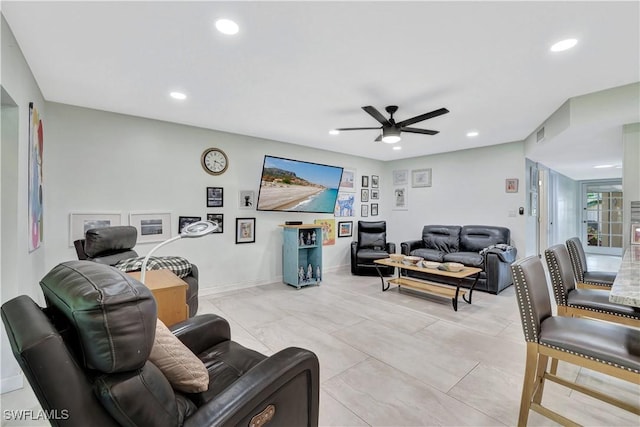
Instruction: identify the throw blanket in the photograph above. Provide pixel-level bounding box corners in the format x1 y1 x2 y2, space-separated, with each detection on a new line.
115 256 192 279
479 244 513 256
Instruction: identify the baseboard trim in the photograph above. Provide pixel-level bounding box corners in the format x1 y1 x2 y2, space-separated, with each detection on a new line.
1 373 23 394
198 264 350 296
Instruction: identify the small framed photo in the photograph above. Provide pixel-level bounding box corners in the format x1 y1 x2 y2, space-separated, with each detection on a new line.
505 178 519 193
238 190 255 209
393 186 408 210
206 187 224 208
339 168 356 192
69 212 122 246
411 168 432 188
129 212 171 244
371 189 379 200
338 221 353 238
632 223 640 245
361 204 369 217
236 217 256 244
179 216 201 233
371 175 379 188
361 189 369 202
361 175 369 188
206 213 224 233
371 203 378 216
393 169 408 186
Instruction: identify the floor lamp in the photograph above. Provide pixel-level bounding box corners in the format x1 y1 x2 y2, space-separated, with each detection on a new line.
140 220 218 284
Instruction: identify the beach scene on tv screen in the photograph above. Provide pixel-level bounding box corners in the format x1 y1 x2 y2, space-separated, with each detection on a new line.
257 156 343 212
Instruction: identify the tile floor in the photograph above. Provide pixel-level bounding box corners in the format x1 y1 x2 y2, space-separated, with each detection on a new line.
2 254 637 426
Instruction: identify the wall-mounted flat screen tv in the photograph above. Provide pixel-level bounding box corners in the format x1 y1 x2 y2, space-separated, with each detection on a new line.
256 155 344 213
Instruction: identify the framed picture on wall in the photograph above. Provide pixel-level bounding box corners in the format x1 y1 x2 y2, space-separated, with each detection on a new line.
206 187 224 207
361 189 369 202
371 175 379 188
236 217 256 244
371 203 378 216
393 186 408 210
338 221 353 238
206 213 224 233
505 178 519 193
361 175 369 188
371 189 379 200
339 168 356 192
393 169 408 186
238 190 255 209
179 216 201 233
129 212 172 244
411 168 432 188
69 212 122 246
361 204 369 217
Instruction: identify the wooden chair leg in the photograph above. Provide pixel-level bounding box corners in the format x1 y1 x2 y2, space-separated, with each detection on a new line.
550 358 559 375
533 353 549 404
519 343 540 426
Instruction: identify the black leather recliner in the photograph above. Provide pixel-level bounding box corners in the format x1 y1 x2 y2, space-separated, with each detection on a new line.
1 261 320 427
74 225 199 316
350 221 396 276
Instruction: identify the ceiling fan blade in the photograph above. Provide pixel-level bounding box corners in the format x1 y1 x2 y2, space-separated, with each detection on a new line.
362 106 391 126
397 107 449 127
335 127 381 131
401 127 439 135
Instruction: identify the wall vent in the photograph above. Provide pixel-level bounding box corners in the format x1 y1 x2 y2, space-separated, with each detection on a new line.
536 127 545 142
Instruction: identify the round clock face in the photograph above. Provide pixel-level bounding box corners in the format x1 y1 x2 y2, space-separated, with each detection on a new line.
201 148 228 175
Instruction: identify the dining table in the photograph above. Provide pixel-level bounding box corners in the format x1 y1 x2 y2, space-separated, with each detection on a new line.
609 245 640 307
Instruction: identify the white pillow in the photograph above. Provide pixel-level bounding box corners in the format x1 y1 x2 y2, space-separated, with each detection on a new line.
149 319 209 393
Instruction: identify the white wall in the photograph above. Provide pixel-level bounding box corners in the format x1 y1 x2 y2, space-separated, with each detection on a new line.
1 15 48 393
44 102 385 293
382 142 527 254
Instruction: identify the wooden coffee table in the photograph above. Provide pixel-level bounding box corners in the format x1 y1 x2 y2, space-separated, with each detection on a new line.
374 258 481 311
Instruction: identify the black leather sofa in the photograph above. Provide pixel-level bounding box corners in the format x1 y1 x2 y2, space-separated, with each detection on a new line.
74 226 200 316
1 261 320 426
401 225 516 294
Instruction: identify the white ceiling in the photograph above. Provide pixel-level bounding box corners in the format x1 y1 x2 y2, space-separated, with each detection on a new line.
3 1 639 180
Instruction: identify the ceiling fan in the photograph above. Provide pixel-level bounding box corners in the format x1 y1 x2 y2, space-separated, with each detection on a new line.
335 105 449 143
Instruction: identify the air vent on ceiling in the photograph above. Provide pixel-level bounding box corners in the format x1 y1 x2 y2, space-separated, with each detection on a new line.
536 127 545 143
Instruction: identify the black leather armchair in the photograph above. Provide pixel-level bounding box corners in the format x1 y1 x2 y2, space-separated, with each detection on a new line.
74 225 199 316
350 221 396 276
1 261 320 427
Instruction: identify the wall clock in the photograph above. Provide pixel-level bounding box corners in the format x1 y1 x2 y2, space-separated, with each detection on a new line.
201 148 228 175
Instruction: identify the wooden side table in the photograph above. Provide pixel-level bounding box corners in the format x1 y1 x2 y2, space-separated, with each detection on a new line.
127 269 188 326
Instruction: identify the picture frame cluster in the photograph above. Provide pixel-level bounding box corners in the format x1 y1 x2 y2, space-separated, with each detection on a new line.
359 174 379 217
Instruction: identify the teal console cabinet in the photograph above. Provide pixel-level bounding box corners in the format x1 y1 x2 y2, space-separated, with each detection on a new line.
281 224 323 288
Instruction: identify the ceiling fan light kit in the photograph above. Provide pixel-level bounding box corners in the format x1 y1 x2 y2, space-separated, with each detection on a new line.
335 105 449 143
382 127 401 143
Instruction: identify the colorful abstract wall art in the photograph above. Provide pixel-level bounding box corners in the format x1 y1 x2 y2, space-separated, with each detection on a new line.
28 102 44 252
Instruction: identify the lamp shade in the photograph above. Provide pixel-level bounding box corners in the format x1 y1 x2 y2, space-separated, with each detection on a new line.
140 221 217 283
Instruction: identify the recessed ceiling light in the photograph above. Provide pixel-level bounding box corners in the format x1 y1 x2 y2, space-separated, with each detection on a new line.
550 38 578 52
170 91 187 100
329 129 339 135
392 146 402 151
215 19 239 35
466 131 479 137
594 164 614 169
